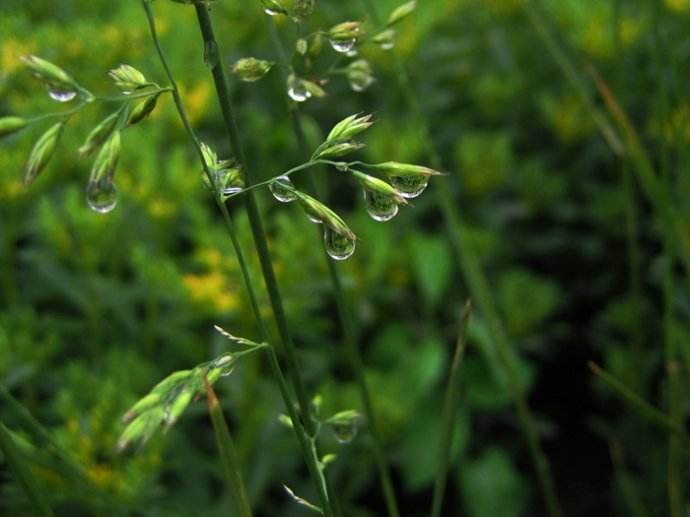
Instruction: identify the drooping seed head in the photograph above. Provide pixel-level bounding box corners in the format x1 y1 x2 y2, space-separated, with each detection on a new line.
108 64 149 93
24 121 65 186
328 21 362 42
295 191 356 239
387 0 417 26
79 113 119 157
351 170 407 205
231 57 274 82
22 55 78 90
0 116 28 139
128 92 161 126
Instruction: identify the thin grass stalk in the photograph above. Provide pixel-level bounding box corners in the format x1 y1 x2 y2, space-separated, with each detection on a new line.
609 440 649 517
204 378 253 517
524 0 624 155
430 301 471 517
266 19 401 517
652 4 684 512
0 386 86 484
0 421 55 517
588 362 685 437
359 2 562 515
140 3 333 514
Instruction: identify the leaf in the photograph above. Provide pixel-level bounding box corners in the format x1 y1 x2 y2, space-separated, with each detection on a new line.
460 448 527 517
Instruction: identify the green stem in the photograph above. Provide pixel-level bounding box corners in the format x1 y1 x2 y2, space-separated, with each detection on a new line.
653 4 684 513
0 421 55 517
589 362 685 437
360 1 562 515
205 379 253 517
191 4 317 436
141 2 333 514
267 18 400 517
431 301 471 517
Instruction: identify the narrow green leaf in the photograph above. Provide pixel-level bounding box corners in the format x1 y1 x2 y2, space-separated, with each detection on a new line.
431 301 471 517
589 362 685 437
205 377 252 517
0 421 55 517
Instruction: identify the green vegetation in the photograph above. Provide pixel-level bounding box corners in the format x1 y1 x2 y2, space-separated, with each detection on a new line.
1 0 689 515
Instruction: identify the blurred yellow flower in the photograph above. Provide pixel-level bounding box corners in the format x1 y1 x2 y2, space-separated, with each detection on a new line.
183 271 239 313
2 38 34 74
666 0 690 12
185 81 211 124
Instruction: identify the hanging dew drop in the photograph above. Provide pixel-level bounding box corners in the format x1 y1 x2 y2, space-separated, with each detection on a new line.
269 175 297 203
323 227 355 261
363 189 399 222
349 74 373 92
264 8 280 15
390 174 429 199
332 421 358 444
223 186 243 196
287 76 311 103
329 38 356 54
307 214 323 224
48 88 77 102
86 178 118 213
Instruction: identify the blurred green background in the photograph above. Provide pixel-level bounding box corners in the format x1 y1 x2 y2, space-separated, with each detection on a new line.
2 0 690 515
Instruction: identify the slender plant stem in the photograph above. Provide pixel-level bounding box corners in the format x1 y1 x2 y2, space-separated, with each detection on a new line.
140 4 333 515
191 3 317 436
431 301 472 517
588 362 685 437
0 421 55 517
360 1 562 515
267 18 401 517
205 379 253 517
652 4 684 513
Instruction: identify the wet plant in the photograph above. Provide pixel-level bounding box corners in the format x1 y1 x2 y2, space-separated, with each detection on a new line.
0 1 464 515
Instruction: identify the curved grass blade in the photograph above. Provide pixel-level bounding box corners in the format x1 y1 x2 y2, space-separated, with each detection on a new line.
430 301 471 517
204 377 252 517
0 421 55 517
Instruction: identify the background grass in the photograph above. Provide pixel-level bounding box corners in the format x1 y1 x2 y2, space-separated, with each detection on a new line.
2 0 690 515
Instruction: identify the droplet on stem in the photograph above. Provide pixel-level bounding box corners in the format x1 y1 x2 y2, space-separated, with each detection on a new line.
329 38 356 54
269 175 297 203
363 189 399 222
389 174 429 198
323 227 356 261
332 420 358 444
48 88 77 102
86 178 118 213
287 75 311 103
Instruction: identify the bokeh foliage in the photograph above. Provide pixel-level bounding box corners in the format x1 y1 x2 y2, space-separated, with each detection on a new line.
2 0 690 515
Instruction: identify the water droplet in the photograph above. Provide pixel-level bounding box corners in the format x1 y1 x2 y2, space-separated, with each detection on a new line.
48 88 77 102
204 40 219 69
287 76 311 103
332 421 358 444
349 74 374 92
380 40 395 50
223 186 244 196
363 189 399 222
264 8 280 15
307 214 322 224
390 174 429 199
86 178 118 213
269 175 297 203
329 38 356 54
323 227 355 261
